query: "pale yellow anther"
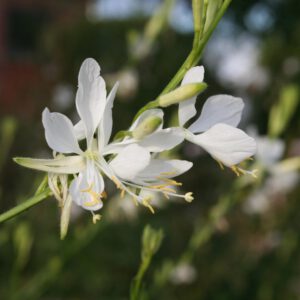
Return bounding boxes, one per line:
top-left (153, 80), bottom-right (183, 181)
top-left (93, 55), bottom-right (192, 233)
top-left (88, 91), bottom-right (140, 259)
top-left (101, 191), bottom-right (107, 199)
top-left (216, 160), bottom-right (225, 170)
top-left (161, 187), bottom-right (177, 193)
top-left (157, 177), bottom-right (182, 186)
top-left (231, 166), bottom-right (242, 177)
top-left (163, 192), bottom-right (170, 199)
top-left (142, 196), bottom-right (155, 214)
top-left (231, 166), bottom-right (258, 179)
top-left (92, 214), bottom-right (101, 224)
top-left (120, 189), bottom-right (125, 198)
top-left (132, 196), bottom-right (139, 206)
top-left (184, 192), bottom-right (194, 203)
top-left (81, 184), bottom-right (102, 207)
top-left (111, 176), bottom-right (122, 189)
top-left (160, 171), bottom-right (177, 176)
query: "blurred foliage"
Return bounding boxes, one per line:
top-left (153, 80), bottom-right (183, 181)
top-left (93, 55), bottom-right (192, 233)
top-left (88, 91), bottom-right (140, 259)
top-left (0, 0), bottom-right (300, 299)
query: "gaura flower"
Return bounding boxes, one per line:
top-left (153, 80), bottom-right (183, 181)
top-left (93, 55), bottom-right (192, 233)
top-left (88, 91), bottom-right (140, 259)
top-left (103, 108), bottom-right (184, 155)
top-left (177, 66), bottom-right (257, 176)
top-left (14, 58), bottom-right (194, 225)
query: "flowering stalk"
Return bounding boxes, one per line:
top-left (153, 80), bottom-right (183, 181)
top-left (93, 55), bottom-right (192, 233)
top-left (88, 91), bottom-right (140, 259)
top-left (0, 189), bottom-right (51, 223)
top-left (161, 0), bottom-right (232, 95)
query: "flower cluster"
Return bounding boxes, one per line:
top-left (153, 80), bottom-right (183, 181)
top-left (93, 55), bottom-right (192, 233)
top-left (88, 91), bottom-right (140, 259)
top-left (15, 58), bottom-right (257, 233)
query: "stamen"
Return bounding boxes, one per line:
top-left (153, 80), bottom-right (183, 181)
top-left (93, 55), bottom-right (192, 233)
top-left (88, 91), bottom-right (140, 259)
top-left (184, 192), bottom-right (194, 203)
top-left (159, 171), bottom-right (177, 176)
top-left (216, 160), bottom-right (225, 170)
top-left (163, 192), bottom-right (170, 199)
top-left (142, 196), bottom-right (155, 214)
top-left (231, 166), bottom-right (258, 178)
top-left (92, 213), bottom-right (101, 224)
top-left (157, 177), bottom-right (182, 186)
top-left (120, 189), bottom-right (125, 198)
top-left (111, 176), bottom-right (122, 189)
top-left (81, 184), bottom-right (102, 207)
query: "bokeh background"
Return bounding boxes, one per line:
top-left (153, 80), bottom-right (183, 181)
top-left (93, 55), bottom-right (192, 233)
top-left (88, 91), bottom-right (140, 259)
top-left (0, 0), bottom-right (300, 299)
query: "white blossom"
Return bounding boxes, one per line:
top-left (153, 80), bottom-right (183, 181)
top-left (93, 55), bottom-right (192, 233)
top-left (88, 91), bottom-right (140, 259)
top-left (15, 58), bottom-right (194, 221)
top-left (177, 66), bottom-right (257, 175)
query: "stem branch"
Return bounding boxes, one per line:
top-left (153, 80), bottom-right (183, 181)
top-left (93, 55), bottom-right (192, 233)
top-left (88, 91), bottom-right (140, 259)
top-left (0, 189), bottom-right (51, 223)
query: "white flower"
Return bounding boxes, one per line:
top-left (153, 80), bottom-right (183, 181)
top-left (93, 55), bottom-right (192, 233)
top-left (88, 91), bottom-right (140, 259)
top-left (103, 108), bottom-right (184, 155)
top-left (15, 58), bottom-right (194, 220)
top-left (177, 66), bottom-right (257, 176)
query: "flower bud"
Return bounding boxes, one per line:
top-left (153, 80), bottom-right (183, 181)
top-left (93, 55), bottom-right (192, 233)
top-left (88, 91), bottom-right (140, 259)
top-left (132, 116), bottom-right (162, 140)
top-left (157, 82), bottom-right (207, 107)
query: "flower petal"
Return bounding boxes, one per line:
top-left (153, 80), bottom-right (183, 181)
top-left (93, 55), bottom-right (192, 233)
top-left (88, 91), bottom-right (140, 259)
top-left (109, 144), bottom-right (151, 181)
top-left (179, 66), bottom-right (205, 127)
top-left (74, 120), bottom-right (85, 140)
top-left (42, 108), bottom-right (82, 154)
top-left (69, 161), bottom-right (104, 211)
top-left (181, 66), bottom-right (205, 85)
top-left (188, 95), bottom-right (244, 133)
top-left (130, 109), bottom-right (164, 131)
top-left (98, 82), bottom-right (119, 151)
top-left (186, 123), bottom-right (257, 166)
top-left (138, 128), bottom-right (184, 152)
top-left (137, 159), bottom-right (193, 180)
top-left (75, 58), bottom-right (106, 146)
top-left (14, 155), bottom-right (85, 174)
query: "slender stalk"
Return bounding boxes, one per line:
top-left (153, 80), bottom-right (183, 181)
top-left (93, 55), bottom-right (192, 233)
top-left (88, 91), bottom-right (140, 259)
top-left (0, 189), bottom-right (51, 223)
top-left (161, 0), bottom-right (232, 95)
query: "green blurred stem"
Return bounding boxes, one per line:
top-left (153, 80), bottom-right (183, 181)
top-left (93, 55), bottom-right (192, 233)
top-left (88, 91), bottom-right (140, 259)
top-left (161, 0), bottom-right (232, 95)
top-left (130, 256), bottom-right (151, 300)
top-left (131, 0), bottom-right (231, 122)
top-left (0, 188), bottom-right (51, 223)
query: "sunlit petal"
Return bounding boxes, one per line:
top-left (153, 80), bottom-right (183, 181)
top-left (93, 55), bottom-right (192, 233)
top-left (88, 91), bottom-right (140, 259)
top-left (76, 58), bottom-right (106, 146)
top-left (109, 144), bottom-right (151, 180)
top-left (186, 123), bottom-right (256, 166)
top-left (98, 82), bottom-right (119, 151)
top-left (188, 95), bottom-right (244, 133)
top-left (42, 108), bottom-right (82, 154)
top-left (179, 66), bottom-right (205, 127)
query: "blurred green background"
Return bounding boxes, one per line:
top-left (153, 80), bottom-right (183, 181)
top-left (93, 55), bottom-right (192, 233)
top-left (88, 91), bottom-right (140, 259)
top-left (0, 0), bottom-right (299, 299)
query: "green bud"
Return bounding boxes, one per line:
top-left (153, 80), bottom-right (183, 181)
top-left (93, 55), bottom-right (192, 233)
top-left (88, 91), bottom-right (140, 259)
top-left (204, 0), bottom-right (223, 33)
top-left (60, 195), bottom-right (73, 240)
top-left (141, 225), bottom-right (164, 260)
top-left (157, 82), bottom-right (207, 107)
top-left (132, 116), bottom-right (162, 140)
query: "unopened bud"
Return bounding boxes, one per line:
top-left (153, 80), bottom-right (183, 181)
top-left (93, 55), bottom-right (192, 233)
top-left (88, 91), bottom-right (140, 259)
top-left (157, 82), bottom-right (207, 107)
top-left (132, 116), bottom-right (162, 139)
top-left (60, 195), bottom-right (73, 240)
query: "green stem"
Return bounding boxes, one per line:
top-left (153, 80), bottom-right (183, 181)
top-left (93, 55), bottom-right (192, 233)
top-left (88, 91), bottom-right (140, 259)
top-left (161, 0), bottom-right (232, 95)
top-left (130, 256), bottom-right (151, 300)
top-left (0, 189), bottom-right (52, 223)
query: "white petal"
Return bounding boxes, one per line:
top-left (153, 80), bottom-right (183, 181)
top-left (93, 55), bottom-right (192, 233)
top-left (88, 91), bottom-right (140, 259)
top-left (98, 82), bottom-right (119, 150)
top-left (69, 161), bottom-right (104, 211)
top-left (137, 159), bottom-right (193, 180)
top-left (186, 123), bottom-right (257, 166)
top-left (181, 66), bottom-right (204, 85)
top-left (188, 95), bottom-right (244, 133)
top-left (14, 155), bottom-right (85, 174)
top-left (74, 120), bottom-right (85, 140)
top-left (75, 58), bottom-right (106, 145)
top-left (42, 108), bottom-right (82, 154)
top-left (130, 109), bottom-right (164, 131)
top-left (179, 66), bottom-right (205, 127)
top-left (102, 140), bottom-right (133, 155)
top-left (109, 144), bottom-right (151, 180)
top-left (138, 128), bottom-right (184, 152)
